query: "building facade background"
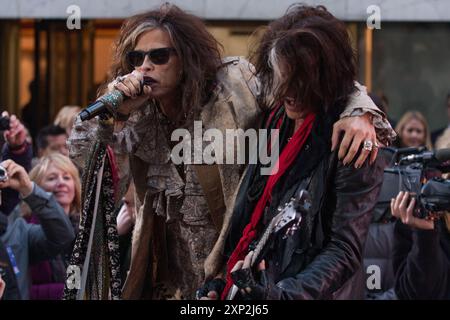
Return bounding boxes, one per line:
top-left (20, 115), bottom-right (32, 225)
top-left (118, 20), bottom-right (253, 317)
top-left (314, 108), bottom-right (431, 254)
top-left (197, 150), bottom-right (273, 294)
top-left (0, 0), bottom-right (449, 131)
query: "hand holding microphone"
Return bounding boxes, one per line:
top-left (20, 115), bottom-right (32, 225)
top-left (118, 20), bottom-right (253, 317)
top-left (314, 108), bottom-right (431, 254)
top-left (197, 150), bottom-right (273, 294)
top-left (79, 70), bottom-right (154, 121)
top-left (110, 70), bottom-right (153, 114)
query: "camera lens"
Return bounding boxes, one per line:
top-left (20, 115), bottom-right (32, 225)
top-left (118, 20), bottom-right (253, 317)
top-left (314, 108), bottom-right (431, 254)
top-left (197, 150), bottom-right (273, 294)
top-left (0, 165), bottom-right (8, 182)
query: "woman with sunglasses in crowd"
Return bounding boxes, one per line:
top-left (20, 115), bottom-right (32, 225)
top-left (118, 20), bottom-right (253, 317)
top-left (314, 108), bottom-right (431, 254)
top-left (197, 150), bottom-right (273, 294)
top-left (69, 3), bottom-right (394, 299)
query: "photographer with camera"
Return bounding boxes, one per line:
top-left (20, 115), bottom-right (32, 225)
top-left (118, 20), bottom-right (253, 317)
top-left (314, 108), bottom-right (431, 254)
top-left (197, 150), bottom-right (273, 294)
top-left (391, 190), bottom-right (450, 299)
top-left (0, 159), bottom-right (75, 299)
top-left (363, 111), bottom-right (436, 299)
top-left (0, 112), bottom-right (33, 216)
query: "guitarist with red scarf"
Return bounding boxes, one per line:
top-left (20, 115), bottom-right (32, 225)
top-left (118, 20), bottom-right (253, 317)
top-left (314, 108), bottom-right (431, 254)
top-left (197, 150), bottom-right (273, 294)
top-left (198, 4), bottom-right (390, 300)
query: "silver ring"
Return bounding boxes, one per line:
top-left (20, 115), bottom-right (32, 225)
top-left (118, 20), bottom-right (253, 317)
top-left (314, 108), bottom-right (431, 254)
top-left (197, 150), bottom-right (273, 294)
top-left (363, 140), bottom-right (373, 152)
top-left (113, 76), bottom-right (126, 87)
top-left (113, 76), bottom-right (126, 89)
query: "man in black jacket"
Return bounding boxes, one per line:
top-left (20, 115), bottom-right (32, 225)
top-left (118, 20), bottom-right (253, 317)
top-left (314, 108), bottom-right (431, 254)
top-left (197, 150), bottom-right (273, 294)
top-left (391, 191), bottom-right (450, 299)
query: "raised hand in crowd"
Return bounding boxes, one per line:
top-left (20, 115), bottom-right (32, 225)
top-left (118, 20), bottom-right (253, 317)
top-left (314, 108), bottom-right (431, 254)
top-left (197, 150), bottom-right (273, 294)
top-left (1, 112), bottom-right (28, 153)
top-left (0, 113), bottom-right (33, 216)
top-left (0, 159), bottom-right (34, 197)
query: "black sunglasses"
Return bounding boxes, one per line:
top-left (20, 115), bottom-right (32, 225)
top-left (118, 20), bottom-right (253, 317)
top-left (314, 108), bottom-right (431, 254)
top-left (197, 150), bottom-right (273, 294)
top-left (126, 47), bottom-right (177, 67)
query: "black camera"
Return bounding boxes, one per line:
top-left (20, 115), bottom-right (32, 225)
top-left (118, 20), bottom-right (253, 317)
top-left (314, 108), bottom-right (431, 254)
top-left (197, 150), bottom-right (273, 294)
top-left (375, 147), bottom-right (450, 220)
top-left (0, 116), bottom-right (10, 131)
top-left (0, 165), bottom-right (8, 182)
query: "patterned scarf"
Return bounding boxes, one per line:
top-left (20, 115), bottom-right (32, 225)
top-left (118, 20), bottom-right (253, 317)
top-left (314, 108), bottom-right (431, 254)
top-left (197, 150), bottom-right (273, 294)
top-left (64, 142), bottom-right (122, 300)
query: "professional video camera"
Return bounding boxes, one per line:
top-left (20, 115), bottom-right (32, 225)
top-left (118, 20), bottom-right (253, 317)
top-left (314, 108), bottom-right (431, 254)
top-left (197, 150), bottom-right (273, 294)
top-left (376, 146), bottom-right (450, 220)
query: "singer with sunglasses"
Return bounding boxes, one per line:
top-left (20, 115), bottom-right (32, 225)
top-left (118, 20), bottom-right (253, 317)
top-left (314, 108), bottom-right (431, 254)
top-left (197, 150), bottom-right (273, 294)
top-left (68, 3), bottom-right (394, 299)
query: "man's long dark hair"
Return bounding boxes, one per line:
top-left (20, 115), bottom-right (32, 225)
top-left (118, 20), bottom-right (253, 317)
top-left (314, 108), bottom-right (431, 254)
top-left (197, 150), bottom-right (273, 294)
top-left (253, 4), bottom-right (357, 115)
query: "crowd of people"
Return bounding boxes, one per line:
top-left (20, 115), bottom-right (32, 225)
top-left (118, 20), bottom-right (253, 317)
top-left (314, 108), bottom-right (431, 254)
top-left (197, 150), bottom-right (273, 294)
top-left (0, 106), bottom-right (136, 300)
top-left (0, 3), bottom-right (449, 300)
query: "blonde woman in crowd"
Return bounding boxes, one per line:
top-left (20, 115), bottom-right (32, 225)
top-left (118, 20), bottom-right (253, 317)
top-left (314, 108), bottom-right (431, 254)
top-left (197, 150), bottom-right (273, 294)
top-left (54, 106), bottom-right (81, 136)
top-left (394, 111), bottom-right (432, 150)
top-left (22, 153), bottom-right (81, 299)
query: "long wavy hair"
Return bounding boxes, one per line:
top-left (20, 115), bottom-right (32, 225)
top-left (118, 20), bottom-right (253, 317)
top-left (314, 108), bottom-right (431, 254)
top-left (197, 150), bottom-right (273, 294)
top-left (252, 4), bottom-right (356, 115)
top-left (102, 3), bottom-right (223, 115)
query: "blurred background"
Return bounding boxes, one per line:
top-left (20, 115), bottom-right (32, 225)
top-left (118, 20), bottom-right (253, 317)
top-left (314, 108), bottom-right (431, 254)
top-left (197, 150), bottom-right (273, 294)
top-left (0, 0), bottom-right (449, 136)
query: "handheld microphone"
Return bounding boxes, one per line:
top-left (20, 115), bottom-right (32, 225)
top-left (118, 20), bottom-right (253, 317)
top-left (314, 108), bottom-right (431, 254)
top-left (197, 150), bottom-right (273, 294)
top-left (79, 77), bottom-right (154, 121)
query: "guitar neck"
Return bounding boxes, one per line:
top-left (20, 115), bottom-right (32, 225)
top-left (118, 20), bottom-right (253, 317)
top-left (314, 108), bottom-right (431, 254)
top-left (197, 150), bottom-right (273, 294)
top-left (250, 217), bottom-right (277, 266)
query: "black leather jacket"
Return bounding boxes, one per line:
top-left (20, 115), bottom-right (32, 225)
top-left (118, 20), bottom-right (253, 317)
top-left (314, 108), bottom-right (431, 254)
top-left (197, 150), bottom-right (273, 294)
top-left (393, 218), bottom-right (450, 299)
top-left (225, 114), bottom-right (385, 299)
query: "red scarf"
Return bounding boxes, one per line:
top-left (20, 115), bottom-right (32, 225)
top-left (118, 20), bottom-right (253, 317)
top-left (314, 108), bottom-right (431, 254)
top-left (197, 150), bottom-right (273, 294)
top-left (221, 111), bottom-right (316, 299)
